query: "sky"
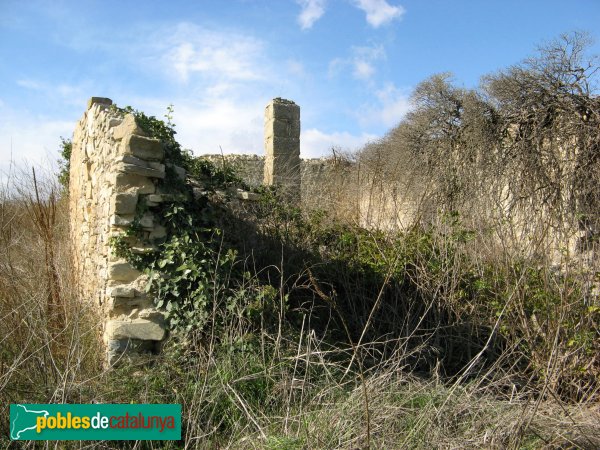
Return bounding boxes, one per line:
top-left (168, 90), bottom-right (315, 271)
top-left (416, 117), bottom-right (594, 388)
top-left (1, 0), bottom-right (600, 178)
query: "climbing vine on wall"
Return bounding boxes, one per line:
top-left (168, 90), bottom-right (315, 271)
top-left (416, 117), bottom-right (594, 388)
top-left (109, 105), bottom-right (272, 338)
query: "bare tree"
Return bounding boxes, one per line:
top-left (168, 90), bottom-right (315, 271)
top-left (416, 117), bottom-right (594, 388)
top-left (358, 32), bottom-right (600, 257)
top-left (483, 31), bottom-right (600, 245)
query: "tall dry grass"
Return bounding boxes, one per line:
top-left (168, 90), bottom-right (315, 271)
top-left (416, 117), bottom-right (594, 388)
top-left (0, 159), bottom-right (598, 448)
top-left (0, 166), bottom-right (103, 443)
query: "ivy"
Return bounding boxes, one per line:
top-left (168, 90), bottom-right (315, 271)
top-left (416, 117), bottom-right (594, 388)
top-left (57, 137), bottom-right (72, 190)
top-left (109, 104), bottom-right (269, 338)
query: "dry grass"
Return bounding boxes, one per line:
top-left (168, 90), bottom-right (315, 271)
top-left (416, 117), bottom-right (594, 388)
top-left (0, 166), bottom-right (103, 444)
top-left (1, 148), bottom-right (599, 449)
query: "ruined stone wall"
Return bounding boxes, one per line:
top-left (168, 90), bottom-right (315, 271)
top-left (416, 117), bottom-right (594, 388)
top-left (69, 95), bottom-right (393, 364)
top-left (199, 154), bottom-right (265, 187)
top-left (70, 97), bottom-right (169, 364)
top-left (199, 154), bottom-right (350, 210)
top-left (70, 97), bottom-right (301, 365)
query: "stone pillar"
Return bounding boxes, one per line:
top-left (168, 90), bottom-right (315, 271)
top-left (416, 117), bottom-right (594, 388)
top-left (263, 98), bottom-right (301, 199)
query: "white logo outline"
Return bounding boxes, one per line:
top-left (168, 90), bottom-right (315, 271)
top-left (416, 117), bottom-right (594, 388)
top-left (10, 404), bottom-right (49, 440)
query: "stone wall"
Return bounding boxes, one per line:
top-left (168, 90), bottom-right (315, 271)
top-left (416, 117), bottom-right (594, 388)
top-left (70, 97), bottom-right (170, 364)
top-left (69, 96), bottom-right (402, 365)
top-left (70, 96), bottom-right (597, 366)
top-left (197, 154), bottom-right (265, 187)
top-left (69, 95), bottom-right (412, 366)
top-left (69, 96), bottom-right (312, 364)
top-left (198, 154), bottom-right (353, 214)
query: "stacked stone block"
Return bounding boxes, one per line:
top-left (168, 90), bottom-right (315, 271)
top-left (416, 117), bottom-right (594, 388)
top-left (263, 98), bottom-right (301, 198)
top-left (200, 154), bottom-right (344, 205)
top-left (70, 97), bottom-right (173, 364)
top-left (200, 154), bottom-right (265, 187)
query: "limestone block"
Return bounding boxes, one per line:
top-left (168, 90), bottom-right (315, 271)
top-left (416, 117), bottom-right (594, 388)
top-left (110, 214), bottom-right (135, 227)
top-left (122, 134), bottom-right (163, 161)
top-left (87, 97), bottom-right (113, 109)
top-left (118, 154), bottom-right (149, 167)
top-left (108, 262), bottom-right (141, 282)
top-left (106, 319), bottom-right (165, 341)
top-left (154, 189), bottom-right (188, 201)
top-left (266, 99), bottom-right (300, 121)
top-left (130, 245), bottom-right (157, 254)
top-left (112, 115), bottom-right (148, 141)
top-left (110, 296), bottom-right (153, 310)
top-left (140, 213), bottom-right (154, 229)
top-left (265, 136), bottom-right (300, 155)
top-left (149, 225), bottom-right (167, 240)
top-left (114, 172), bottom-right (155, 194)
top-left (168, 164), bottom-right (186, 180)
top-left (107, 285), bottom-right (136, 298)
top-left (138, 309), bottom-right (165, 320)
top-left (236, 191), bottom-right (261, 201)
top-left (146, 194), bottom-right (165, 203)
top-left (117, 162), bottom-right (166, 179)
top-left (85, 142), bottom-right (94, 159)
top-left (108, 118), bottom-right (123, 128)
top-left (110, 192), bottom-right (138, 215)
top-left (111, 213), bottom-right (153, 229)
top-left (148, 161), bottom-right (165, 171)
top-left (265, 118), bottom-right (300, 138)
top-left (106, 338), bottom-right (158, 363)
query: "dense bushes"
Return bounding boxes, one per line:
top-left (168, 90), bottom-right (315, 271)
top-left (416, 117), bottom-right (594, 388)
top-left (241, 196), bottom-right (599, 398)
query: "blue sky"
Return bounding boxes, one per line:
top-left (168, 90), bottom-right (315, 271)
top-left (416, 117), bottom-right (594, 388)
top-left (1, 0), bottom-right (599, 177)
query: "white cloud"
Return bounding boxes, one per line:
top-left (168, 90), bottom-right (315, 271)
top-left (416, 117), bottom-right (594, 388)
top-left (353, 0), bottom-right (405, 27)
top-left (352, 45), bottom-right (385, 79)
top-left (153, 23), bottom-right (266, 84)
top-left (175, 100), bottom-right (264, 155)
top-left (2, 17), bottom-right (393, 182)
top-left (0, 108), bottom-right (74, 184)
top-left (17, 79), bottom-right (43, 90)
top-left (287, 60), bottom-right (307, 78)
top-left (139, 98), bottom-right (382, 161)
top-left (130, 24), bottom-right (275, 154)
top-left (378, 96), bottom-right (411, 127)
top-left (327, 58), bottom-right (344, 78)
top-left (0, 79), bottom-right (99, 183)
top-left (297, 0), bottom-right (326, 30)
top-left (359, 82), bottom-right (412, 128)
top-left (297, 0), bottom-right (404, 30)
top-left (15, 78), bottom-right (92, 107)
top-left (132, 23), bottom-right (345, 158)
top-left (329, 44), bottom-right (385, 81)
top-left (129, 95), bottom-right (266, 157)
top-left (353, 60), bottom-right (375, 80)
top-left (301, 128), bottom-right (378, 157)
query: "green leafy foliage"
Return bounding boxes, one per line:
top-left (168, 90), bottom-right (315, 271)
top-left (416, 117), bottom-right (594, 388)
top-left (57, 137), bottom-right (72, 189)
top-left (116, 105), bottom-right (185, 168)
top-left (109, 105), bottom-right (271, 341)
top-left (107, 98), bottom-right (598, 398)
